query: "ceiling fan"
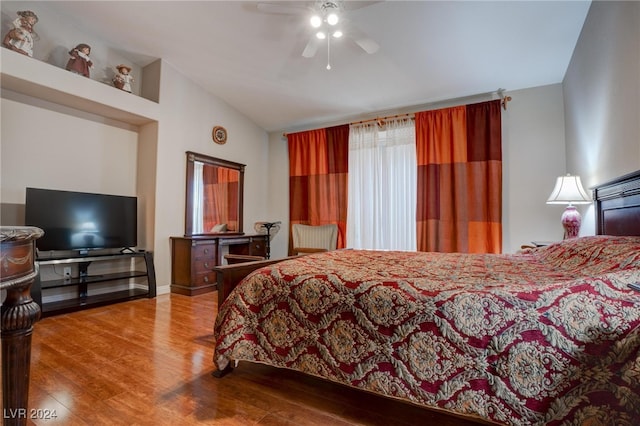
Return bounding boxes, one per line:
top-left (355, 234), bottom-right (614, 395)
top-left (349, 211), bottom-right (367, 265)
top-left (256, 1), bottom-right (380, 69)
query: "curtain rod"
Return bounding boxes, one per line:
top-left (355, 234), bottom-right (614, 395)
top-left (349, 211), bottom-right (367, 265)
top-left (352, 113), bottom-right (414, 127)
top-left (283, 89), bottom-right (512, 137)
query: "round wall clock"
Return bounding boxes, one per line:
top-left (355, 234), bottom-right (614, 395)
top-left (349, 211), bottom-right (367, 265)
top-left (212, 126), bottom-right (227, 145)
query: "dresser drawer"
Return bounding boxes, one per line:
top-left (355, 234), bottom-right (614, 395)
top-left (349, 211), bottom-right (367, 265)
top-left (194, 243), bottom-right (216, 260)
top-left (250, 238), bottom-right (265, 256)
top-left (194, 258), bottom-right (215, 273)
top-left (194, 271), bottom-right (217, 287)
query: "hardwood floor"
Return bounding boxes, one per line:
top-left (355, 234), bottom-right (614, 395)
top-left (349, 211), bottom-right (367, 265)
top-left (9, 292), bottom-right (491, 425)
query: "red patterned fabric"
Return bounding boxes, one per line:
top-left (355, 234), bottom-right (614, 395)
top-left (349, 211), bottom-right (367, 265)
top-left (214, 236), bottom-right (640, 425)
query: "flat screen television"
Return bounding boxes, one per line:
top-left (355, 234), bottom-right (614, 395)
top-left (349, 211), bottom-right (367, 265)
top-left (25, 187), bottom-right (137, 252)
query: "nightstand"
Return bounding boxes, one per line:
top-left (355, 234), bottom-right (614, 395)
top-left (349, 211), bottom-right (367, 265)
top-left (520, 241), bottom-right (557, 250)
top-left (531, 241), bottom-right (556, 247)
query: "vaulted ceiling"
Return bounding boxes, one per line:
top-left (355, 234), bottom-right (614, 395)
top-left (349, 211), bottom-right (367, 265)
top-left (40, 1), bottom-right (591, 132)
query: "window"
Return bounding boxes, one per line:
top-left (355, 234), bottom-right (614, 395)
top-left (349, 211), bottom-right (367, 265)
top-left (347, 119), bottom-right (416, 250)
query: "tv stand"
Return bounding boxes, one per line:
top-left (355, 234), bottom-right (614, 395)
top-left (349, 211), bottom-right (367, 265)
top-left (78, 261), bottom-right (91, 299)
top-left (33, 251), bottom-right (156, 317)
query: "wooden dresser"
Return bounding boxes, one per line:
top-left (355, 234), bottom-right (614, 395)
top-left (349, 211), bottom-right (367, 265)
top-left (170, 234), bottom-right (267, 296)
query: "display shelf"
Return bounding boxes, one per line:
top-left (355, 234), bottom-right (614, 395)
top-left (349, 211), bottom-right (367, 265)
top-left (41, 288), bottom-right (150, 317)
top-left (39, 270), bottom-right (149, 290)
top-left (36, 251), bottom-right (148, 264)
top-left (1, 48), bottom-right (159, 125)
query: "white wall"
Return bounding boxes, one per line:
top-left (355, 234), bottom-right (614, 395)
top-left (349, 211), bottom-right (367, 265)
top-left (267, 132), bottom-right (290, 259)
top-left (563, 0), bottom-right (640, 234)
top-left (0, 91), bottom-right (139, 211)
top-left (502, 84), bottom-right (570, 249)
top-left (151, 60), bottom-right (270, 292)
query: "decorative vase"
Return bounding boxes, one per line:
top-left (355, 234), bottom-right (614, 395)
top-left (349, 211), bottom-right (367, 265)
top-left (561, 205), bottom-right (581, 239)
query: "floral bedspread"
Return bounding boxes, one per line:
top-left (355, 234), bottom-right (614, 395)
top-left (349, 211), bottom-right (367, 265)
top-left (213, 236), bottom-right (640, 425)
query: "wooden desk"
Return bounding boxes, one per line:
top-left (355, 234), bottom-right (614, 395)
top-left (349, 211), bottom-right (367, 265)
top-left (170, 234), bottom-right (268, 296)
top-left (1, 226), bottom-right (43, 426)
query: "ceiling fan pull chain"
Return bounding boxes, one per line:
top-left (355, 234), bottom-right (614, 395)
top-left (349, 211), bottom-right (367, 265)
top-left (326, 36), bottom-right (331, 70)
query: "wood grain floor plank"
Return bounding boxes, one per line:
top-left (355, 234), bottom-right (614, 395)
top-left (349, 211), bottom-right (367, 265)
top-left (21, 292), bottom-right (490, 425)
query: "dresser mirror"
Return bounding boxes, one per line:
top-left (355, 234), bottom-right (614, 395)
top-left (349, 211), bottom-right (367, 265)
top-left (185, 151), bottom-right (244, 236)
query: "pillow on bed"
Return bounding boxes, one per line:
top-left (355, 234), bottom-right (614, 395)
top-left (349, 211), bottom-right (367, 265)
top-left (533, 235), bottom-right (640, 275)
top-left (211, 223), bottom-right (227, 232)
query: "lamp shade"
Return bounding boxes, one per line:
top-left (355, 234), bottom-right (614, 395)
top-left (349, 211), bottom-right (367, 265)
top-left (546, 174), bottom-right (591, 205)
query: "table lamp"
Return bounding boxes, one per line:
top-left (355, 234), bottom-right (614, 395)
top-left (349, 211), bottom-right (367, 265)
top-left (546, 174), bottom-right (591, 239)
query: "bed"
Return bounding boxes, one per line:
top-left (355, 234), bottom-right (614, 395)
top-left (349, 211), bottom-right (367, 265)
top-left (212, 170), bottom-right (640, 425)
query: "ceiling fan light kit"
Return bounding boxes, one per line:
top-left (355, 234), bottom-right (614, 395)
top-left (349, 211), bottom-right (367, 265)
top-left (310, 15), bottom-right (322, 28)
top-left (326, 12), bottom-right (339, 26)
top-left (258, 0), bottom-right (379, 69)
top-left (309, 1), bottom-right (344, 70)
top-left (315, 30), bottom-right (342, 40)
top-left (310, 1), bottom-right (340, 27)
top-left (311, 1), bottom-right (342, 40)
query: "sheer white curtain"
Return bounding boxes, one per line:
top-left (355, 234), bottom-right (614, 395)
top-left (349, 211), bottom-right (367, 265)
top-left (347, 118), bottom-right (417, 250)
top-left (192, 161), bottom-right (204, 234)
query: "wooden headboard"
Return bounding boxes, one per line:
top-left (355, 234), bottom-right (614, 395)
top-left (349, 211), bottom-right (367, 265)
top-left (593, 169), bottom-right (640, 236)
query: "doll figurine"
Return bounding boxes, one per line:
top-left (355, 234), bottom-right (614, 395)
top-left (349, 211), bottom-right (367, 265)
top-left (112, 64), bottom-right (134, 92)
top-left (66, 43), bottom-right (93, 78)
top-left (2, 10), bottom-right (39, 57)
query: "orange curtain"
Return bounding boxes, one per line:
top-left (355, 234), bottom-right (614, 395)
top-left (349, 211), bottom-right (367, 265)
top-left (203, 167), bottom-right (239, 232)
top-left (288, 125), bottom-right (349, 254)
top-left (415, 100), bottom-right (502, 253)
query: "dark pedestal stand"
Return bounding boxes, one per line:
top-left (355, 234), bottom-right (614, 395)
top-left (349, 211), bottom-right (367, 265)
top-left (260, 222), bottom-right (280, 259)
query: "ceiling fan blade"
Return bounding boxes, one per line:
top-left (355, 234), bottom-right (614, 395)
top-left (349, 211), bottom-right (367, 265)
top-left (342, 1), bottom-right (384, 12)
top-left (302, 37), bottom-right (320, 58)
top-left (347, 24), bottom-right (380, 54)
top-left (353, 36), bottom-right (379, 54)
top-left (256, 2), bottom-right (310, 15)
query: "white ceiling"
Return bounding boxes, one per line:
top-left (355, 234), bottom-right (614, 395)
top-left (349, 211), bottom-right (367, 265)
top-left (41, 1), bottom-right (591, 132)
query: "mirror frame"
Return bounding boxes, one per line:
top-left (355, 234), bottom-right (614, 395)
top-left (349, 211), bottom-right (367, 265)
top-left (185, 151), bottom-right (245, 236)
